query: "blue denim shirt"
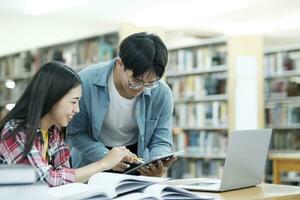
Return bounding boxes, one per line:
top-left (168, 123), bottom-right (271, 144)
top-left (68, 58), bottom-right (173, 167)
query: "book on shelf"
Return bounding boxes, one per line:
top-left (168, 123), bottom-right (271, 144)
top-left (265, 51), bottom-right (300, 77)
top-left (169, 158), bottom-right (224, 179)
top-left (271, 130), bottom-right (300, 150)
top-left (36, 34), bottom-right (118, 70)
top-left (185, 131), bottom-right (227, 155)
top-left (0, 164), bottom-right (37, 185)
top-left (167, 44), bottom-right (227, 73)
top-left (210, 45), bottom-right (227, 67)
top-left (173, 102), bottom-right (227, 128)
top-left (0, 52), bottom-right (34, 78)
top-left (264, 53), bottom-right (276, 76)
top-left (265, 77), bottom-right (300, 99)
top-left (167, 73), bottom-right (227, 101)
top-left (265, 104), bottom-right (300, 126)
top-left (49, 172), bottom-right (212, 200)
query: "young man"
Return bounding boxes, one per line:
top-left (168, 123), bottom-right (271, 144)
top-left (68, 32), bottom-right (175, 177)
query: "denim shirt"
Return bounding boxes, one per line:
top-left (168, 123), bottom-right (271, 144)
top-left (68, 58), bottom-right (173, 167)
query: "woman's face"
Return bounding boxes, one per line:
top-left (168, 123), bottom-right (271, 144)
top-left (49, 85), bottom-right (82, 127)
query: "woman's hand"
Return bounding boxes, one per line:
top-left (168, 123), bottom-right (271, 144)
top-left (101, 147), bottom-right (138, 171)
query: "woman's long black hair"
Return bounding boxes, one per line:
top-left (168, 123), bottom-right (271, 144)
top-left (0, 61), bottom-right (81, 155)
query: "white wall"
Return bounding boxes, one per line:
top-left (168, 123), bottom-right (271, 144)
top-left (0, 15), bottom-right (119, 56)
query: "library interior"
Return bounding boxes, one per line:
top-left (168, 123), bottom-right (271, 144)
top-left (2, 0), bottom-right (300, 199)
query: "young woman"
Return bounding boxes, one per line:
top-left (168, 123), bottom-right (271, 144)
top-left (0, 61), bottom-right (135, 187)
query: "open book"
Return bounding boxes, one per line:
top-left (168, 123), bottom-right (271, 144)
top-left (115, 184), bottom-right (214, 200)
top-left (48, 172), bottom-right (167, 200)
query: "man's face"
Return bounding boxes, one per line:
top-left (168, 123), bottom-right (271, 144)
top-left (121, 66), bottom-right (158, 98)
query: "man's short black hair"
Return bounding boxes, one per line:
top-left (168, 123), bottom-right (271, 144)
top-left (119, 32), bottom-right (168, 79)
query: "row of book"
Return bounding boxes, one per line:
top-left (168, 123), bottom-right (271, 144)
top-left (173, 102), bottom-right (228, 128)
top-left (0, 33), bottom-right (118, 80)
top-left (167, 73), bottom-right (227, 100)
top-left (271, 130), bottom-right (300, 150)
top-left (265, 77), bottom-right (300, 99)
top-left (167, 45), bottom-right (227, 72)
top-left (0, 51), bottom-right (35, 79)
top-left (265, 105), bottom-right (300, 126)
top-left (173, 130), bottom-right (228, 155)
top-left (39, 34), bottom-right (118, 70)
top-left (265, 51), bottom-right (300, 76)
top-left (169, 158), bottom-right (224, 179)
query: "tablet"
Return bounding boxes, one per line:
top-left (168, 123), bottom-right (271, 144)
top-left (124, 150), bottom-right (184, 175)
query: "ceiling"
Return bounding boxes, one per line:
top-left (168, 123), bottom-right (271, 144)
top-left (2, 0), bottom-right (300, 47)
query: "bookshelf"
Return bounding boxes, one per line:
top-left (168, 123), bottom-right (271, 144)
top-left (166, 36), bottom-right (264, 179)
top-left (0, 31), bottom-right (119, 119)
top-left (264, 45), bottom-right (300, 184)
top-left (166, 37), bottom-right (228, 179)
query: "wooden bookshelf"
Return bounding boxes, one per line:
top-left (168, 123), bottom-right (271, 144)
top-left (167, 36), bottom-right (264, 179)
top-left (0, 31), bottom-right (119, 119)
top-left (264, 44), bottom-right (300, 184)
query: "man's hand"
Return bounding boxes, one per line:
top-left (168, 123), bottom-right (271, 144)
top-left (138, 156), bottom-right (177, 177)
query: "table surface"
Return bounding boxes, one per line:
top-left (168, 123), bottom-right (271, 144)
top-left (167, 178), bottom-right (300, 200)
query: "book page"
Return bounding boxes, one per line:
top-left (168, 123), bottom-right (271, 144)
top-left (143, 184), bottom-right (214, 200)
top-left (48, 183), bottom-right (108, 200)
top-left (88, 172), bottom-right (167, 195)
top-left (113, 192), bottom-right (161, 200)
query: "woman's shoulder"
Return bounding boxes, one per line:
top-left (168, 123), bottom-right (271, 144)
top-left (2, 119), bottom-right (24, 132)
top-left (1, 119), bottom-right (25, 138)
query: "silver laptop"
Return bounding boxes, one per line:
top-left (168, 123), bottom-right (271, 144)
top-left (178, 129), bottom-right (272, 192)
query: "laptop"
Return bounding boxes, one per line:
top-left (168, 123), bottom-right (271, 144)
top-left (177, 129), bottom-right (272, 192)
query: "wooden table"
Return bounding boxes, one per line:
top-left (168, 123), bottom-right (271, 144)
top-left (197, 184), bottom-right (300, 200)
top-left (269, 153), bottom-right (300, 184)
top-left (167, 179), bottom-right (300, 200)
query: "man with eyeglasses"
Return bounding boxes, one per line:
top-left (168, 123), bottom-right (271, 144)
top-left (68, 32), bottom-right (175, 177)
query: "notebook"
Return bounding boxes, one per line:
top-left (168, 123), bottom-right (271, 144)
top-left (0, 164), bottom-right (37, 185)
top-left (175, 129), bottom-right (272, 192)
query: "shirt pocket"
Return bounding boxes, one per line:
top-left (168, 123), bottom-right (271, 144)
top-left (144, 119), bottom-right (158, 146)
